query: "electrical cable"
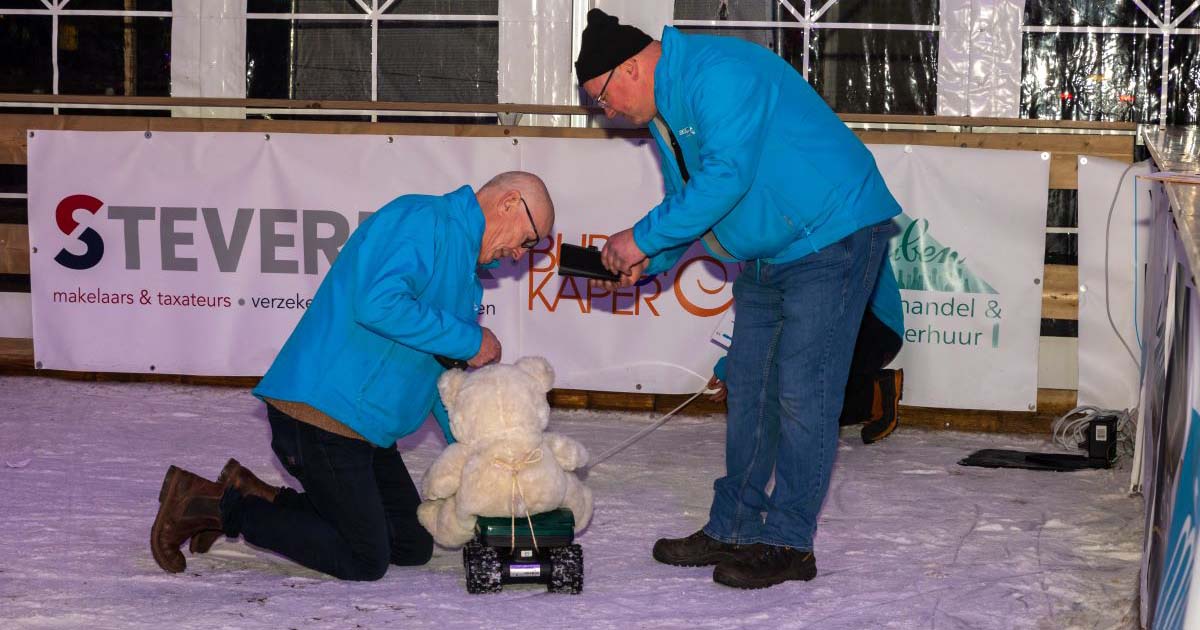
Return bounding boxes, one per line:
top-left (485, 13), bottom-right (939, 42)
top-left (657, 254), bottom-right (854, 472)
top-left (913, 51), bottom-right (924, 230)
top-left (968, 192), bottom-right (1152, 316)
top-left (1104, 161), bottom-right (1142, 369)
top-left (1050, 405), bottom-right (1136, 462)
top-left (582, 384), bottom-right (717, 472)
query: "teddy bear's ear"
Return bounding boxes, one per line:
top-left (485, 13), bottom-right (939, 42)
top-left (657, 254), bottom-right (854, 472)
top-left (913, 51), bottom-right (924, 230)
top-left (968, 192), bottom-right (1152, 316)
top-left (514, 356), bottom-right (555, 393)
top-left (437, 368), bottom-right (468, 412)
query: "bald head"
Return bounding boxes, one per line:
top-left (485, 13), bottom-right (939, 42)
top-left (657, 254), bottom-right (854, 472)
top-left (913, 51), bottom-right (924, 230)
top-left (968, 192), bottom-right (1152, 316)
top-left (476, 171), bottom-right (555, 264)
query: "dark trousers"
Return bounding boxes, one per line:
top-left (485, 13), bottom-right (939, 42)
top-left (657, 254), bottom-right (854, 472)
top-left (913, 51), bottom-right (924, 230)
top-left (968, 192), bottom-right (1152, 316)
top-left (838, 309), bottom-right (903, 426)
top-left (221, 405), bottom-right (433, 581)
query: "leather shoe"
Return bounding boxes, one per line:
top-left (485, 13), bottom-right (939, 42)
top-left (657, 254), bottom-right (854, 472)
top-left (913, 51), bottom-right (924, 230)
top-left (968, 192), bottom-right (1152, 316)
top-left (652, 530), bottom-right (745, 567)
top-left (713, 543), bottom-right (817, 589)
top-left (150, 466), bottom-right (224, 573)
top-left (861, 368), bottom-right (903, 444)
top-left (188, 459), bottom-right (280, 554)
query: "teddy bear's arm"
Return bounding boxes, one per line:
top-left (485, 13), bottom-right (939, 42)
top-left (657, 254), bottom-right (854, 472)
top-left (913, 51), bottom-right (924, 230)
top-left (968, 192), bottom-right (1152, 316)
top-left (544, 432), bottom-right (589, 471)
top-left (422, 443), bottom-right (470, 499)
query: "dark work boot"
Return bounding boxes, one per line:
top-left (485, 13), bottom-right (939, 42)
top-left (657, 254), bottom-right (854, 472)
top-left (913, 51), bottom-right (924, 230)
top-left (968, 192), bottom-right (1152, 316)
top-left (150, 466), bottom-right (224, 573)
top-left (652, 530), bottom-right (745, 567)
top-left (189, 459), bottom-right (281, 554)
top-left (712, 544), bottom-right (817, 589)
top-left (861, 368), bottom-right (903, 445)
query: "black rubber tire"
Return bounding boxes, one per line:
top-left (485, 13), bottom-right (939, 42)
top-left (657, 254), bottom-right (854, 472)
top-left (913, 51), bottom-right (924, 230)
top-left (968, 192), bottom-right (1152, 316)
top-left (547, 544), bottom-right (584, 594)
top-left (464, 542), bottom-right (503, 594)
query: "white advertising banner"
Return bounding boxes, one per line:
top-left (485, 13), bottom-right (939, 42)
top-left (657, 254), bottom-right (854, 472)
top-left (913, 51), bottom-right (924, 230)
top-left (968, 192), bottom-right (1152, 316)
top-left (27, 131), bottom-right (512, 375)
top-left (869, 145), bottom-right (1050, 411)
top-left (29, 131), bottom-right (1047, 409)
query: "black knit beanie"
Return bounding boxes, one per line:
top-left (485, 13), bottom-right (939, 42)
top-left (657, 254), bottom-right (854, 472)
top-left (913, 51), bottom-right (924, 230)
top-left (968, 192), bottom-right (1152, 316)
top-left (574, 8), bottom-right (653, 83)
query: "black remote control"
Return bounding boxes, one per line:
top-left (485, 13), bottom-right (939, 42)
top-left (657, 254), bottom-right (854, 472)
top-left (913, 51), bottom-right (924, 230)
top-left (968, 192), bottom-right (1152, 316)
top-left (557, 243), bottom-right (621, 282)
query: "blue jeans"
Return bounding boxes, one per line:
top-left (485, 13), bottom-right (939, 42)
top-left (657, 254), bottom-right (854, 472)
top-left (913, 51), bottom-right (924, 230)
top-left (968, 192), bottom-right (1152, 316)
top-left (704, 222), bottom-right (894, 550)
top-left (221, 405), bottom-right (433, 581)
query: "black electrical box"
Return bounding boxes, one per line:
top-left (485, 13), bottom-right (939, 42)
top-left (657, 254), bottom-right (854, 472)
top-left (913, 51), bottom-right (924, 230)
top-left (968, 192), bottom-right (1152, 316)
top-left (1087, 415), bottom-right (1119, 464)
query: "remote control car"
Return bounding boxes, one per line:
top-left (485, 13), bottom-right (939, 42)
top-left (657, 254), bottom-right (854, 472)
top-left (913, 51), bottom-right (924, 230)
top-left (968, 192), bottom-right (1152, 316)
top-left (462, 508), bottom-right (583, 594)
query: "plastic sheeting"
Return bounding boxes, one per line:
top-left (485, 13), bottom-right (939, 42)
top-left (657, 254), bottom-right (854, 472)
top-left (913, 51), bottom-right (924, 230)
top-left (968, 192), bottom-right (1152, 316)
top-left (1021, 0), bottom-right (1200, 124)
top-left (0, 5), bottom-right (170, 97)
top-left (498, 0), bottom-right (573, 127)
top-left (171, 1), bottom-right (245, 118)
top-left (673, 1), bottom-right (939, 115)
top-left (669, 0), bottom-right (1200, 125)
top-left (245, 1), bottom-right (499, 104)
top-left (937, 0), bottom-right (1024, 118)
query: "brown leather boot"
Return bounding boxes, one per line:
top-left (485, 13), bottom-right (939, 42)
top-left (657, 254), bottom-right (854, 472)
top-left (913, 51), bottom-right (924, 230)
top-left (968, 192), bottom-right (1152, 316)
top-left (713, 544), bottom-right (817, 589)
top-left (150, 466), bottom-right (224, 573)
top-left (188, 459), bottom-right (281, 554)
top-left (652, 530), bottom-right (746, 567)
top-left (861, 368), bottom-right (904, 444)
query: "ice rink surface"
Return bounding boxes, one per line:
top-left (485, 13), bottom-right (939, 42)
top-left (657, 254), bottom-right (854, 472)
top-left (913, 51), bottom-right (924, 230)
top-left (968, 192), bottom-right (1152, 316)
top-left (0, 377), bottom-right (1142, 629)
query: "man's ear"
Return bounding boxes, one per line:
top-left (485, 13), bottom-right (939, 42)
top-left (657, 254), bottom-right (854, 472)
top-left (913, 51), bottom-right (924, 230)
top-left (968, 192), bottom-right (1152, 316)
top-left (501, 190), bottom-right (521, 215)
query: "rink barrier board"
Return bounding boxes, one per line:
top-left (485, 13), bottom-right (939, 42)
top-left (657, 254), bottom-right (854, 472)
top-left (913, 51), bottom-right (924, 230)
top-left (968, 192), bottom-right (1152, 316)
top-left (0, 107), bottom-right (1132, 431)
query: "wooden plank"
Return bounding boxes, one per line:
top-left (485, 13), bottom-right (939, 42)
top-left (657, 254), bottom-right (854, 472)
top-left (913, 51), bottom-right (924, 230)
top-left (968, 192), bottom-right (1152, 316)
top-left (1, 115), bottom-right (1135, 172)
top-left (853, 130), bottom-right (1133, 155)
top-left (1049, 154), bottom-right (1079, 191)
top-left (549, 389), bottom-right (590, 409)
top-left (1043, 264), bottom-right (1079, 320)
top-left (0, 224), bottom-right (28, 274)
top-left (589, 391), bottom-right (656, 411)
top-left (0, 93), bottom-right (598, 116)
top-left (0, 337), bottom-right (31, 369)
top-left (0, 122), bottom-right (27, 165)
top-left (840, 113), bottom-right (1135, 131)
top-left (0, 114), bottom-right (646, 164)
top-left (0, 94), bottom-right (1140, 132)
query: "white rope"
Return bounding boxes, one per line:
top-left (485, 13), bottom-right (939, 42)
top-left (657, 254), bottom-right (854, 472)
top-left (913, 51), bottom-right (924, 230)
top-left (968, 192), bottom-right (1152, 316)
top-left (490, 447), bottom-right (544, 550)
top-left (582, 387), bottom-right (713, 472)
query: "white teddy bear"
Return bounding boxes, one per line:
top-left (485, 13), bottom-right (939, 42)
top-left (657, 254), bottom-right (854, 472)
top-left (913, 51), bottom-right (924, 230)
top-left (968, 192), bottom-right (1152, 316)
top-left (417, 356), bottom-right (594, 548)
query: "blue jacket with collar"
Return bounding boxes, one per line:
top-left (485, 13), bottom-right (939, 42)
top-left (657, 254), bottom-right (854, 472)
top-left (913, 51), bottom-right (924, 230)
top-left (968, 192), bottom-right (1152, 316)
top-left (635, 26), bottom-right (902, 275)
top-left (253, 186), bottom-right (485, 447)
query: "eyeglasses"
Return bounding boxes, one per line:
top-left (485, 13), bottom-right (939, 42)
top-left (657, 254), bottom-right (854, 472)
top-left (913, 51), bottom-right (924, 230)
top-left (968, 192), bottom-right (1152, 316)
top-left (519, 197), bottom-right (540, 250)
top-left (595, 67), bottom-right (617, 108)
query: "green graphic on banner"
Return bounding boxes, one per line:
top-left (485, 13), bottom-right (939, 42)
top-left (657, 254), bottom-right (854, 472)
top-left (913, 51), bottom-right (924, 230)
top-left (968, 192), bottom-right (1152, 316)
top-left (890, 214), bottom-right (997, 294)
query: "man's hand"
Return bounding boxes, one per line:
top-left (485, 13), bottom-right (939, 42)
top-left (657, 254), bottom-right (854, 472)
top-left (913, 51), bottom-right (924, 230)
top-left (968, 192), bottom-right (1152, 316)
top-left (468, 327), bottom-right (501, 368)
top-left (589, 258), bottom-right (649, 292)
top-left (600, 228), bottom-right (647, 276)
top-left (706, 374), bottom-right (728, 403)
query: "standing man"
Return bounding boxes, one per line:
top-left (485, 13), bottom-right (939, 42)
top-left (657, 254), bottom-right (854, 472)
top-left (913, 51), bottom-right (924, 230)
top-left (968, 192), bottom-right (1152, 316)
top-left (575, 9), bottom-right (902, 589)
top-left (150, 171), bottom-right (555, 581)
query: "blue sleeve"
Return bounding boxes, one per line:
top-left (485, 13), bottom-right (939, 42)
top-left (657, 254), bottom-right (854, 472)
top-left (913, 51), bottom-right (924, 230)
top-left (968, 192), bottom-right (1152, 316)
top-left (713, 355), bottom-right (728, 381)
top-left (644, 242), bottom-right (691, 276)
top-left (632, 62), bottom-right (777, 257)
top-left (352, 209), bottom-right (483, 360)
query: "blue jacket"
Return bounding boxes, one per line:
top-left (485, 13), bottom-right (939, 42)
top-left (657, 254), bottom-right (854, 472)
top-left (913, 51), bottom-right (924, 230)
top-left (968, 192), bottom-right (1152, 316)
top-left (253, 186), bottom-right (485, 447)
top-left (636, 27), bottom-right (902, 274)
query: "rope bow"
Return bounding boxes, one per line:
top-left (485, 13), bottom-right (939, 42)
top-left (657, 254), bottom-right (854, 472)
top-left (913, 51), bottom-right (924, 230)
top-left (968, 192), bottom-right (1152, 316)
top-left (490, 447), bottom-right (544, 550)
